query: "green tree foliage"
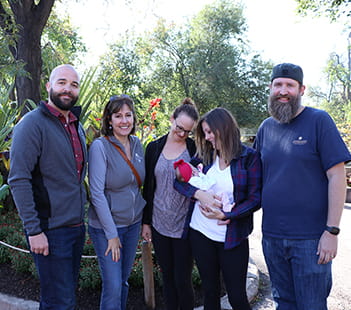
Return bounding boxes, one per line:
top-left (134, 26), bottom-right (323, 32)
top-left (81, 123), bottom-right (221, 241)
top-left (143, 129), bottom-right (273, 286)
top-left (97, 0), bottom-right (271, 132)
top-left (0, 2), bottom-right (26, 97)
top-left (308, 53), bottom-right (351, 148)
top-left (185, 2), bottom-right (271, 125)
top-left (95, 36), bottom-right (171, 137)
top-left (296, 0), bottom-right (350, 149)
top-left (150, 0), bottom-right (271, 128)
top-left (98, 39), bottom-right (143, 100)
top-left (0, 86), bottom-right (17, 154)
top-left (296, 0), bottom-right (351, 21)
top-left (40, 8), bottom-right (87, 98)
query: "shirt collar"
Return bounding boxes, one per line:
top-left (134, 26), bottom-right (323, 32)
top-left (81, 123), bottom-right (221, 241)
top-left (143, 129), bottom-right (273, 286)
top-left (45, 102), bottom-right (77, 123)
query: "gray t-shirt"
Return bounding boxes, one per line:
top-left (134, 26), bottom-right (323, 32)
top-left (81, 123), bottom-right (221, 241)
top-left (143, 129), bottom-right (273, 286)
top-left (152, 150), bottom-right (191, 238)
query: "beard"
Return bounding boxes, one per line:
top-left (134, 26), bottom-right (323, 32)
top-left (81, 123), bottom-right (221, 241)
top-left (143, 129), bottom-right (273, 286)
top-left (268, 93), bottom-right (301, 124)
top-left (49, 89), bottom-right (78, 111)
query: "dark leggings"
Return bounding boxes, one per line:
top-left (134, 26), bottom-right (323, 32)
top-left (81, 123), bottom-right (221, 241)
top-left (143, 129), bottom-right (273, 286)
top-left (189, 228), bottom-right (251, 310)
top-left (152, 227), bottom-right (194, 310)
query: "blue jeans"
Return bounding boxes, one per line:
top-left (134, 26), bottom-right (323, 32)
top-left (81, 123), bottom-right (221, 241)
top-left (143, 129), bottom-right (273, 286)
top-left (29, 225), bottom-right (85, 310)
top-left (262, 236), bottom-right (332, 310)
top-left (89, 221), bottom-right (141, 310)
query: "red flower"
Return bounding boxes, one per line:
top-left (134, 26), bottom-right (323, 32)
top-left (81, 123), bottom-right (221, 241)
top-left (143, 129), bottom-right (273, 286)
top-left (149, 98), bottom-right (161, 108)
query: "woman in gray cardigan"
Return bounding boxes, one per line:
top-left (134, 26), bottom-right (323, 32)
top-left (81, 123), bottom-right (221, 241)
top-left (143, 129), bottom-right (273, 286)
top-left (88, 95), bottom-right (145, 310)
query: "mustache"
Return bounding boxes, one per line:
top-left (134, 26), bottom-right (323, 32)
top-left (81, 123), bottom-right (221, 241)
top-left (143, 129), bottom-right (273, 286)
top-left (59, 92), bottom-right (73, 98)
top-left (273, 95), bottom-right (290, 100)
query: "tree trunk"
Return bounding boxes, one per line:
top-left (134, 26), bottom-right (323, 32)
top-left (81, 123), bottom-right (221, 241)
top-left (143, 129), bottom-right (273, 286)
top-left (0, 0), bottom-right (55, 114)
top-left (15, 27), bottom-right (43, 114)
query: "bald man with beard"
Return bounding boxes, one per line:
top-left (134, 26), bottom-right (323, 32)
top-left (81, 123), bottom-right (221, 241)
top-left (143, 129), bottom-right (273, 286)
top-left (254, 63), bottom-right (351, 310)
top-left (9, 64), bottom-right (87, 310)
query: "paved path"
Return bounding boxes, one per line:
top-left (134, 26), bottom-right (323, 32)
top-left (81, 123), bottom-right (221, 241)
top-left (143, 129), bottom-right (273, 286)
top-left (249, 204), bottom-right (351, 310)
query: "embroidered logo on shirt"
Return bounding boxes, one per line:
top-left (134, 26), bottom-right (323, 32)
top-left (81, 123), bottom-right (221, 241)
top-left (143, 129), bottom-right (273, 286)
top-left (292, 136), bottom-right (307, 145)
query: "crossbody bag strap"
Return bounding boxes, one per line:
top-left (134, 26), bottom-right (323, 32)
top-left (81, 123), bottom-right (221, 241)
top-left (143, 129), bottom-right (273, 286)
top-left (104, 136), bottom-right (142, 188)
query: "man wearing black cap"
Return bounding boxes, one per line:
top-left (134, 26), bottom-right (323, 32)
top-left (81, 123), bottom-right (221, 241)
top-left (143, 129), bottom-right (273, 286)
top-left (254, 63), bottom-right (351, 309)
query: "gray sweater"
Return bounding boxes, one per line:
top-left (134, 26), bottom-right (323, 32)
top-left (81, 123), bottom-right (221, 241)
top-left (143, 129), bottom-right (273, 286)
top-left (88, 135), bottom-right (146, 240)
top-left (8, 102), bottom-right (87, 236)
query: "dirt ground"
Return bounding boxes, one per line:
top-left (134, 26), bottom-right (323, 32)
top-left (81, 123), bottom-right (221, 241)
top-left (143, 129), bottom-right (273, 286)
top-left (0, 261), bottom-right (203, 310)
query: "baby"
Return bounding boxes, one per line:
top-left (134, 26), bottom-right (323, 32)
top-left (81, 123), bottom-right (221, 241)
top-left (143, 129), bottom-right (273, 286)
top-left (174, 159), bottom-right (215, 190)
top-left (173, 159), bottom-right (233, 224)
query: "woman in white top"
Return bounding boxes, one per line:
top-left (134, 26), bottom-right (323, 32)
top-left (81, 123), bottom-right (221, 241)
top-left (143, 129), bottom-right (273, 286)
top-left (174, 107), bottom-right (262, 310)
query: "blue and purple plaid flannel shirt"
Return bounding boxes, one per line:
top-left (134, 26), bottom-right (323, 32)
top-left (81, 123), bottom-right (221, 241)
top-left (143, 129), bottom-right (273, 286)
top-left (174, 144), bottom-right (262, 249)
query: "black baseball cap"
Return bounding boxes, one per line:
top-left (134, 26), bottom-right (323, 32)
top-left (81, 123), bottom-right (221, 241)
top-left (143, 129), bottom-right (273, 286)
top-left (271, 63), bottom-right (303, 85)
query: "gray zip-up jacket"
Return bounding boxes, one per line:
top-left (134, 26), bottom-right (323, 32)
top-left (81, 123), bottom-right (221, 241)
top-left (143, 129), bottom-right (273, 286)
top-left (8, 102), bottom-right (88, 236)
top-left (88, 135), bottom-right (146, 240)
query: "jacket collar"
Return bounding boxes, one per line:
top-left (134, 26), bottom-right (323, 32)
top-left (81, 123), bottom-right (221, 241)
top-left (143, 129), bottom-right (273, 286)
top-left (39, 101), bottom-right (82, 120)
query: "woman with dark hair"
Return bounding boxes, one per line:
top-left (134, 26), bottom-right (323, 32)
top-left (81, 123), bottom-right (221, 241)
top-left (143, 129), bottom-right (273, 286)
top-left (88, 95), bottom-right (145, 310)
top-left (175, 107), bottom-right (261, 310)
top-left (142, 98), bottom-right (199, 310)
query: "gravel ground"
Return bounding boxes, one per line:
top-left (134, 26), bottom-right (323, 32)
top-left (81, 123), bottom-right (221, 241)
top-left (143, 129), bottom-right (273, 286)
top-left (249, 206), bottom-right (351, 310)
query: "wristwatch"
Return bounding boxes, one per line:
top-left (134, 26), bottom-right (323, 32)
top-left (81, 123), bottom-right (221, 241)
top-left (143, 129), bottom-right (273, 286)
top-left (325, 226), bottom-right (340, 235)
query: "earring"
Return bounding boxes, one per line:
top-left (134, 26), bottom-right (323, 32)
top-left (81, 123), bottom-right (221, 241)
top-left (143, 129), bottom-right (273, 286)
top-left (109, 125), bottom-right (112, 130)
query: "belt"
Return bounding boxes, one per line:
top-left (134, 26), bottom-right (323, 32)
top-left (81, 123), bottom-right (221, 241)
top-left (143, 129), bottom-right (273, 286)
top-left (68, 222), bottom-right (84, 227)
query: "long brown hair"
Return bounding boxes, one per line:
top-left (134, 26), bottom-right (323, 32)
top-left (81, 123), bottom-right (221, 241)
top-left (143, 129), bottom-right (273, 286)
top-left (196, 107), bottom-right (241, 165)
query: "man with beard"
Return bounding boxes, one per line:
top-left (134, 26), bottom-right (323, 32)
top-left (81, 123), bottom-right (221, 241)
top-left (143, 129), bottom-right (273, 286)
top-left (9, 64), bottom-right (87, 310)
top-left (254, 63), bottom-right (351, 310)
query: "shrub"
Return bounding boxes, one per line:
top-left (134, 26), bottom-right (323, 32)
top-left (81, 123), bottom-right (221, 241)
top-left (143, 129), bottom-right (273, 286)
top-left (0, 243), bottom-right (10, 264)
top-left (129, 254), bottom-right (144, 287)
top-left (79, 258), bottom-right (101, 289)
top-left (0, 209), bottom-right (201, 291)
top-left (10, 251), bottom-right (35, 274)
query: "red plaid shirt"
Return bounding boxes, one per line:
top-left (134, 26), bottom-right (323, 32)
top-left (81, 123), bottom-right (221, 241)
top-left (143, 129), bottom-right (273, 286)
top-left (45, 103), bottom-right (84, 180)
